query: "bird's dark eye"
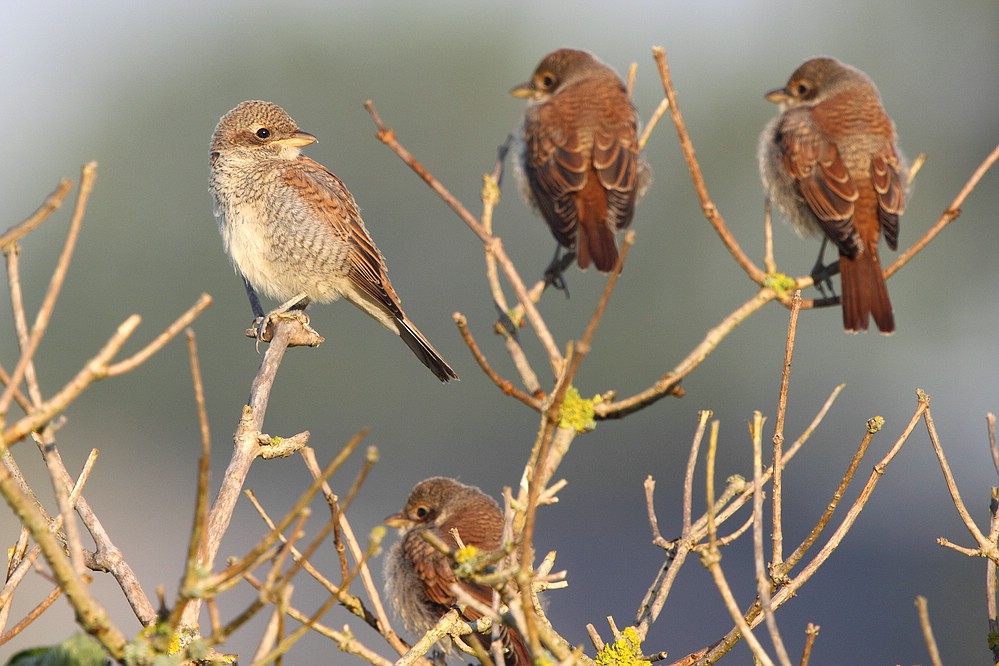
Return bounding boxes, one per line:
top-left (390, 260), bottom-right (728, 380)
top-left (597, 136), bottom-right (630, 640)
top-left (415, 506), bottom-right (429, 519)
top-left (255, 127), bottom-right (271, 139)
top-left (541, 73), bottom-right (556, 89)
top-left (796, 83), bottom-right (809, 96)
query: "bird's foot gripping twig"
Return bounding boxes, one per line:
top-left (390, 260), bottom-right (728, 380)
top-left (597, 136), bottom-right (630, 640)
top-left (246, 293), bottom-right (324, 348)
top-left (543, 248), bottom-right (577, 298)
top-left (809, 261), bottom-right (840, 300)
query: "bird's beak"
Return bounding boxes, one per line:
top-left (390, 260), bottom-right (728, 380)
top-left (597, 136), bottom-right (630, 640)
top-left (765, 87), bottom-right (791, 104)
top-left (509, 82), bottom-right (534, 99)
top-left (384, 512), bottom-right (410, 529)
top-left (276, 130), bottom-right (318, 147)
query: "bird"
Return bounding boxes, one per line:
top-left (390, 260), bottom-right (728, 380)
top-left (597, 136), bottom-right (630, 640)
top-left (384, 477), bottom-right (530, 665)
top-left (511, 48), bottom-right (651, 277)
top-left (209, 100), bottom-right (458, 381)
top-left (758, 57), bottom-right (907, 333)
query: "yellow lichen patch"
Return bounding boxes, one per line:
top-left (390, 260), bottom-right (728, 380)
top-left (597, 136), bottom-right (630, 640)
top-left (455, 545), bottom-right (481, 564)
top-left (867, 415), bottom-right (885, 433)
top-left (559, 387), bottom-right (599, 433)
top-left (595, 627), bottom-right (650, 666)
top-left (764, 272), bottom-right (797, 297)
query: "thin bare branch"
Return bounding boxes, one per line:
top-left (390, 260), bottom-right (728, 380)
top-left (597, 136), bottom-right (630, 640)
top-left (915, 596), bottom-right (944, 666)
top-left (298, 447), bottom-right (406, 655)
top-left (799, 624), bottom-right (820, 666)
top-left (772, 291), bottom-right (802, 570)
top-left (0, 163), bottom-right (97, 417)
top-left (924, 398), bottom-right (999, 562)
top-left (597, 287), bottom-right (773, 418)
top-left (988, 484), bottom-right (999, 665)
top-left (0, 585), bottom-right (62, 645)
top-left (651, 47), bottom-right (764, 284)
top-left (454, 312), bottom-right (542, 409)
top-left (886, 142), bottom-right (999, 278)
top-left (106, 293), bottom-right (213, 376)
top-left (988, 412), bottom-right (998, 479)
top-left (172, 329), bottom-right (214, 632)
top-left (41, 437), bottom-right (86, 577)
top-left (701, 418), bottom-right (776, 666)
top-left (639, 98), bottom-right (671, 151)
top-left (751, 411), bottom-right (793, 666)
top-left (775, 393), bottom-right (926, 600)
top-left (763, 199), bottom-right (776, 274)
top-left (0, 179), bottom-right (73, 249)
top-left (244, 572), bottom-right (402, 666)
top-left (364, 100), bottom-right (563, 373)
top-left (0, 449), bottom-right (128, 658)
top-left (178, 316), bottom-right (313, 628)
top-left (2, 315), bottom-right (139, 446)
top-left (779, 419), bottom-right (876, 575)
top-left (6, 247), bottom-right (44, 408)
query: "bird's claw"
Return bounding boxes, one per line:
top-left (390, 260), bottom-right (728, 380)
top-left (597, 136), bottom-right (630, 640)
top-left (810, 261), bottom-right (838, 300)
top-left (247, 310), bottom-right (321, 351)
top-left (543, 250), bottom-right (576, 298)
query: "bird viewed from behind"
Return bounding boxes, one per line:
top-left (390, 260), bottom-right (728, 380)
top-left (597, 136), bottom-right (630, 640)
top-left (758, 57), bottom-right (907, 333)
top-left (511, 48), bottom-right (651, 277)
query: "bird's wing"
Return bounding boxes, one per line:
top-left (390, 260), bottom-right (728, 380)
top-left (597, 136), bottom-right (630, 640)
top-left (523, 104), bottom-right (589, 246)
top-left (283, 157), bottom-right (406, 320)
top-left (592, 94), bottom-right (642, 231)
top-left (403, 529), bottom-right (460, 611)
top-left (871, 151), bottom-right (905, 251)
top-left (778, 108), bottom-right (861, 256)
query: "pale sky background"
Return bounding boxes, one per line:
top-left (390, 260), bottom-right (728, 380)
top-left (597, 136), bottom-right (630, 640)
top-left (2, 1), bottom-right (998, 664)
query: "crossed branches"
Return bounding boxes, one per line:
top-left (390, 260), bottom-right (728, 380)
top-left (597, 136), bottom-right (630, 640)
top-left (0, 43), bottom-right (997, 666)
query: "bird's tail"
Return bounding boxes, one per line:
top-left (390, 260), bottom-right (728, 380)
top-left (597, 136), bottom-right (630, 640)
top-left (574, 174), bottom-right (621, 273)
top-left (397, 317), bottom-right (459, 382)
top-left (468, 624), bottom-right (532, 666)
top-left (576, 217), bottom-right (619, 272)
top-left (502, 626), bottom-right (532, 666)
top-left (839, 242), bottom-right (894, 334)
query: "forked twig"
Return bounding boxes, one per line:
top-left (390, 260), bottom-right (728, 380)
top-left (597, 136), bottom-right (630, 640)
top-left (364, 100), bottom-right (564, 374)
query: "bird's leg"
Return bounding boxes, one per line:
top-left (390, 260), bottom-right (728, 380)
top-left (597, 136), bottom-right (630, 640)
top-left (494, 133), bottom-right (515, 189)
top-left (543, 246), bottom-right (576, 298)
top-left (809, 237), bottom-right (837, 299)
top-left (250, 291), bottom-right (317, 348)
top-left (243, 277), bottom-right (265, 319)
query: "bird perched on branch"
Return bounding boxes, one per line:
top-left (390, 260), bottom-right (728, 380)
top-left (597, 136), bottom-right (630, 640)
top-left (511, 48), bottom-right (651, 279)
top-left (209, 100), bottom-right (457, 381)
top-left (385, 477), bottom-right (530, 665)
top-left (758, 57), bottom-right (907, 333)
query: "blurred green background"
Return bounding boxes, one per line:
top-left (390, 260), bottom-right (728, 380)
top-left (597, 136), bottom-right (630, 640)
top-left (2, 1), bottom-right (998, 663)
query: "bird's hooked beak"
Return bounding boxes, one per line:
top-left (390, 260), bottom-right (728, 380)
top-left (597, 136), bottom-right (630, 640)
top-left (765, 87), bottom-right (791, 104)
top-left (275, 130), bottom-right (318, 147)
top-left (509, 82), bottom-right (535, 100)
top-left (384, 512), bottom-right (410, 530)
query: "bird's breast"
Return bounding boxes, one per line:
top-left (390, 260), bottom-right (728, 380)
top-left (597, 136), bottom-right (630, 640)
top-left (214, 176), bottom-right (354, 304)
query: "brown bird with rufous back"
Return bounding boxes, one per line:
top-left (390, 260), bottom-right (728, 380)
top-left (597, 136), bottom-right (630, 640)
top-left (511, 48), bottom-right (651, 274)
top-left (758, 57), bottom-right (907, 333)
top-left (384, 477), bottom-right (531, 665)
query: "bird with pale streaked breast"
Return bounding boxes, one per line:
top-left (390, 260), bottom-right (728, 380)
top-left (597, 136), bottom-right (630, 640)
top-left (209, 100), bottom-right (457, 381)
